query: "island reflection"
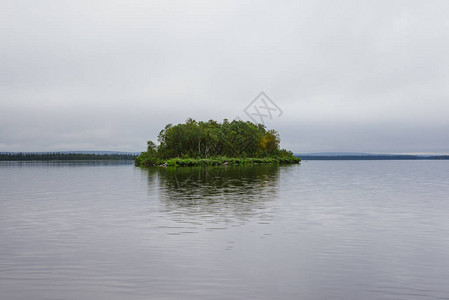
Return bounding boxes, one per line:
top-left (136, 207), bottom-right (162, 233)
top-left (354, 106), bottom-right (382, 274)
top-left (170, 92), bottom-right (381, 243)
top-left (146, 165), bottom-right (285, 227)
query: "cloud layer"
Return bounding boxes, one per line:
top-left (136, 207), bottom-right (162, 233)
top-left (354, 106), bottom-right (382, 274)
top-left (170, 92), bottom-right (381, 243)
top-left (1, 0), bottom-right (449, 153)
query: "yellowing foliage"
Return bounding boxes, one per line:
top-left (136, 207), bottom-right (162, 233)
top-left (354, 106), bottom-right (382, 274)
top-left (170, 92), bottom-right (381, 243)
top-left (260, 130), bottom-right (280, 154)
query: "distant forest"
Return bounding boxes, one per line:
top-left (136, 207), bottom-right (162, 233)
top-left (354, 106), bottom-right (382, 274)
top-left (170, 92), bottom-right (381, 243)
top-left (300, 155), bottom-right (449, 160)
top-left (0, 153), bottom-right (137, 161)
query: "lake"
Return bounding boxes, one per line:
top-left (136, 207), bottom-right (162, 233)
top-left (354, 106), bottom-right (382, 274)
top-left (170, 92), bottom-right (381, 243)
top-left (1, 160), bottom-right (449, 300)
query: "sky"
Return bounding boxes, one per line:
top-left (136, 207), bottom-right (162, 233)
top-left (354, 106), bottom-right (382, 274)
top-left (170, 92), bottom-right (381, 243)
top-left (1, 0), bottom-right (449, 154)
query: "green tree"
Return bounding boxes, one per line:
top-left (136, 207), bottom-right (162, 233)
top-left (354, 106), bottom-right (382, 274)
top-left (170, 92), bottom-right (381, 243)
top-left (136, 118), bottom-right (298, 166)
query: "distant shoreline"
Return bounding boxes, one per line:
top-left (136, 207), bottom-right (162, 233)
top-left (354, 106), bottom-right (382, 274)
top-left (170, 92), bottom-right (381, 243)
top-left (3, 153), bottom-right (448, 162)
top-left (299, 155), bottom-right (449, 160)
top-left (0, 153), bottom-right (137, 161)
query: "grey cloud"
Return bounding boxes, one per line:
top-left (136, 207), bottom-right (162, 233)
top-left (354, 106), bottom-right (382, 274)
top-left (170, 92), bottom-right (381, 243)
top-left (1, 0), bottom-right (448, 153)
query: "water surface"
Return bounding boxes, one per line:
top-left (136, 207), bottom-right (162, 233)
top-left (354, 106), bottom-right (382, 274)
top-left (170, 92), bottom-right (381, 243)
top-left (1, 160), bottom-right (449, 299)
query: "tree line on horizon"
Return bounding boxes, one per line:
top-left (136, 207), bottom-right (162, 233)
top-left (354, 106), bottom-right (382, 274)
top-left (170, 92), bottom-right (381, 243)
top-left (0, 153), bottom-right (137, 161)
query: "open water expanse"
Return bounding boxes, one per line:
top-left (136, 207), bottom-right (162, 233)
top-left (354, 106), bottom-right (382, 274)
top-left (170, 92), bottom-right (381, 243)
top-left (1, 160), bottom-right (449, 300)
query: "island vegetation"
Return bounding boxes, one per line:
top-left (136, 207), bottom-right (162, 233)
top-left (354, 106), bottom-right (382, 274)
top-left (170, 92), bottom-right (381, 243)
top-left (135, 118), bottom-right (300, 167)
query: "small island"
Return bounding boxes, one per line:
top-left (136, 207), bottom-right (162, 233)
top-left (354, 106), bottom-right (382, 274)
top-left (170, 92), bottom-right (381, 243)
top-left (135, 118), bottom-right (300, 167)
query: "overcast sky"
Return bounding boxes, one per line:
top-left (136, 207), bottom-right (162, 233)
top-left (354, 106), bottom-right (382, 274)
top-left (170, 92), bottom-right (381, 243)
top-left (1, 0), bottom-right (449, 154)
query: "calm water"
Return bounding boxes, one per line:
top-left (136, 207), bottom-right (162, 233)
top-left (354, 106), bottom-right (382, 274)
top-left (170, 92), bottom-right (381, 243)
top-left (1, 160), bottom-right (449, 300)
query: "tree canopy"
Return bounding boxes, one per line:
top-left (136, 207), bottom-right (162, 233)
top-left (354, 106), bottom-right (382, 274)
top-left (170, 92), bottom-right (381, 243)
top-left (135, 118), bottom-right (299, 166)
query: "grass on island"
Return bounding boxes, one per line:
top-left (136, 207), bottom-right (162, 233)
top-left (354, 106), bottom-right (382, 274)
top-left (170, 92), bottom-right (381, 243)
top-left (135, 156), bottom-right (300, 167)
top-left (135, 118), bottom-right (300, 167)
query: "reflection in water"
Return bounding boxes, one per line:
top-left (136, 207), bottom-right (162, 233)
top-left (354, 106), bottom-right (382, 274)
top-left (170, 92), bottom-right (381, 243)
top-left (147, 165), bottom-right (283, 227)
top-left (2, 161), bottom-right (449, 299)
